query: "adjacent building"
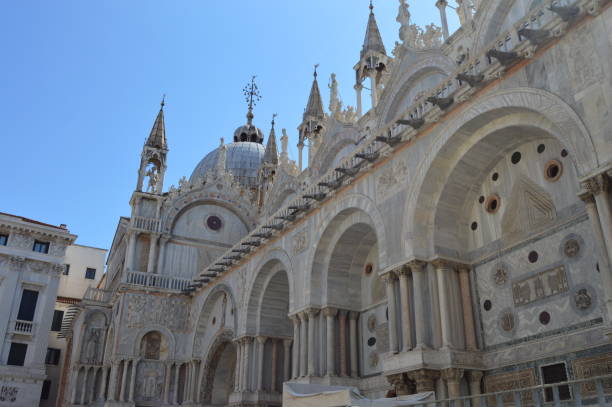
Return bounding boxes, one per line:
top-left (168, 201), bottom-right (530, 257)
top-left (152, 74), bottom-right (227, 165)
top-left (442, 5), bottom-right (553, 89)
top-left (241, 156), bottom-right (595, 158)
top-left (0, 213), bottom-right (76, 406)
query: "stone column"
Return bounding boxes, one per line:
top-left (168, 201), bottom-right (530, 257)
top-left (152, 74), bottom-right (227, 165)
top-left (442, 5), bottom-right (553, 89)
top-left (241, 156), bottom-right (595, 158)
top-left (234, 340), bottom-right (242, 392)
top-left (338, 310), bottom-right (348, 377)
top-left (119, 359), bottom-right (129, 402)
top-left (585, 175), bottom-right (612, 284)
top-left (156, 234), bottom-right (170, 274)
top-left (398, 266), bottom-right (413, 352)
top-left (354, 83), bottom-right (363, 117)
top-left (290, 315), bottom-right (300, 379)
top-left (100, 365), bottom-right (108, 401)
top-left (436, 0), bottom-right (450, 39)
top-left (80, 367), bottom-right (88, 405)
top-left (257, 336), bottom-right (268, 391)
top-left (407, 369), bottom-right (440, 394)
top-left (129, 359), bottom-right (139, 402)
top-left (433, 259), bottom-right (454, 349)
top-left (147, 233), bottom-right (159, 273)
top-left (283, 339), bottom-right (292, 383)
top-left (469, 371), bottom-right (484, 407)
top-left (409, 260), bottom-right (429, 349)
top-left (443, 368), bottom-right (465, 405)
top-left (163, 362), bottom-right (172, 404)
top-left (458, 266), bottom-right (477, 351)
top-left (349, 311), bottom-right (359, 377)
top-left (107, 363), bottom-right (117, 402)
top-left (383, 271), bottom-right (399, 353)
top-left (195, 359), bottom-right (204, 403)
top-left (370, 72), bottom-right (378, 108)
top-left (125, 231), bottom-right (138, 272)
top-left (184, 361), bottom-right (192, 403)
top-left (323, 307), bottom-right (338, 376)
top-left (298, 312), bottom-right (308, 377)
top-left (271, 339), bottom-right (279, 392)
top-left (243, 337), bottom-right (253, 391)
top-left (307, 308), bottom-right (319, 376)
top-left (70, 367), bottom-right (78, 404)
top-left (173, 363), bottom-right (180, 405)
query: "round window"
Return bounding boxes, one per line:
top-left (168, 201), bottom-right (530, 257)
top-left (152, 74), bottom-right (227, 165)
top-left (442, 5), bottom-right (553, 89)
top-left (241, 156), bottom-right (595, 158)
top-left (544, 160), bottom-right (563, 182)
top-left (207, 215), bottom-right (223, 231)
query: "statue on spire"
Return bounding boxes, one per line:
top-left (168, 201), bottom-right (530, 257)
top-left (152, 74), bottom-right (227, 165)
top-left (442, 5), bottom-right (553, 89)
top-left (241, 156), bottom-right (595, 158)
top-left (397, 0), bottom-right (411, 43)
top-left (328, 73), bottom-right (343, 116)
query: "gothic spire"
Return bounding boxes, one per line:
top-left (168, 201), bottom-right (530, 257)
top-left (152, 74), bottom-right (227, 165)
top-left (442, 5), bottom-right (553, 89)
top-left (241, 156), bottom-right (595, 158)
top-left (303, 65), bottom-right (325, 122)
top-left (146, 97), bottom-right (167, 150)
top-left (361, 1), bottom-right (387, 58)
top-left (263, 114), bottom-right (279, 166)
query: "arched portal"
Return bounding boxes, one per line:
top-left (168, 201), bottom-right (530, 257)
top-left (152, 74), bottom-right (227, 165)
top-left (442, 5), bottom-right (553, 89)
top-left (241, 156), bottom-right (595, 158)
top-left (200, 330), bottom-right (237, 406)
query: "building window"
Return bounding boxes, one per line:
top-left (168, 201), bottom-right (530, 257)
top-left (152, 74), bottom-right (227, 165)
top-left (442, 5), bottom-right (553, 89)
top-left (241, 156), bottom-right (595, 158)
top-left (7, 342), bottom-right (27, 366)
top-left (45, 348), bottom-right (61, 365)
top-left (85, 268), bottom-right (96, 280)
top-left (542, 363), bottom-right (571, 402)
top-left (63, 264), bottom-right (70, 275)
top-left (51, 310), bottom-right (64, 332)
top-left (17, 289), bottom-right (39, 321)
top-left (33, 240), bottom-right (50, 254)
top-left (40, 380), bottom-right (51, 400)
top-left (0, 234), bottom-right (7, 246)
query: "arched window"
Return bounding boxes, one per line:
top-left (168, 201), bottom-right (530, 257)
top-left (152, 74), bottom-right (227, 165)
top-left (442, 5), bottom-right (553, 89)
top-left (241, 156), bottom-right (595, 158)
top-left (140, 331), bottom-right (162, 360)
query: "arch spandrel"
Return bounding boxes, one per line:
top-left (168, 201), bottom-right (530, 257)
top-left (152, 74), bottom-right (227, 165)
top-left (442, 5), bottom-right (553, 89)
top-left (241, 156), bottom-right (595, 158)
top-left (404, 88), bottom-right (598, 259)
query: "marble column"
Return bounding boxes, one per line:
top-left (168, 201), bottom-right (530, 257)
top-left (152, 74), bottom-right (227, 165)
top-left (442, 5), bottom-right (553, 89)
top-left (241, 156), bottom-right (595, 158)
top-left (163, 362), bottom-right (172, 404)
top-left (435, 0), bottom-right (450, 39)
top-left (407, 369), bottom-right (440, 394)
top-left (290, 315), bottom-right (300, 379)
top-left (129, 359), bottom-right (139, 402)
top-left (257, 336), bottom-right (268, 391)
top-left (119, 359), bottom-right (129, 402)
top-left (70, 367), bottom-right (79, 404)
top-left (354, 83), bottom-right (363, 117)
top-left (349, 311), bottom-right (359, 377)
top-left (338, 310), bottom-right (348, 376)
top-left (469, 370), bottom-right (484, 407)
top-left (409, 260), bottom-right (429, 349)
top-left (107, 363), bottom-right (117, 402)
top-left (100, 365), bottom-right (108, 401)
top-left (234, 340), bottom-right (243, 392)
top-left (80, 367), bottom-right (88, 405)
top-left (271, 339), bottom-right (279, 392)
top-left (323, 307), bottom-right (338, 376)
top-left (307, 308), bottom-right (319, 376)
top-left (283, 339), bottom-right (292, 383)
top-left (370, 72), bottom-right (378, 108)
top-left (458, 266), bottom-right (477, 351)
top-left (156, 234), bottom-right (170, 274)
top-left (433, 259), bottom-right (454, 349)
top-left (443, 368), bottom-right (465, 405)
top-left (243, 337), bottom-right (253, 391)
top-left (147, 233), bottom-right (159, 273)
top-left (184, 361), bottom-right (192, 403)
top-left (398, 266), bottom-right (413, 352)
top-left (585, 175), bottom-right (612, 278)
top-left (125, 231), bottom-right (138, 273)
top-left (383, 271), bottom-right (399, 353)
top-left (298, 312), bottom-right (308, 377)
top-left (173, 363), bottom-right (180, 405)
top-left (195, 359), bottom-right (204, 403)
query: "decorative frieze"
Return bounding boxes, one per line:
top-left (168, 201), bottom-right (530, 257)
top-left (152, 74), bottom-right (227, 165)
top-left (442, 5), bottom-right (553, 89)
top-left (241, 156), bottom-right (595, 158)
top-left (572, 353), bottom-right (612, 397)
top-left (512, 265), bottom-right (569, 306)
top-left (0, 386), bottom-right (18, 403)
top-left (377, 161), bottom-right (408, 198)
top-left (484, 369), bottom-right (536, 406)
top-left (126, 295), bottom-right (190, 331)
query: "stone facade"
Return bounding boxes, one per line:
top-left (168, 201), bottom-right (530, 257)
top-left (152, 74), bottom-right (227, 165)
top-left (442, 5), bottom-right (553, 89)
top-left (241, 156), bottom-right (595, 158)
top-left (63, 0), bottom-right (612, 406)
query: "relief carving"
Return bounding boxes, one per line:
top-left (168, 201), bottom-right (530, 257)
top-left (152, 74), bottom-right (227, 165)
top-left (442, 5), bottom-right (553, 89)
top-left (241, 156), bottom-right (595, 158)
top-left (484, 369), bottom-right (536, 406)
top-left (0, 386), bottom-right (18, 402)
top-left (292, 228), bottom-right (308, 255)
top-left (378, 161), bottom-right (408, 198)
top-left (574, 288), bottom-right (593, 311)
top-left (572, 354), bottom-right (612, 397)
top-left (136, 361), bottom-right (165, 402)
top-left (567, 25), bottom-right (604, 90)
top-left (127, 295), bottom-right (189, 332)
top-left (512, 266), bottom-right (568, 306)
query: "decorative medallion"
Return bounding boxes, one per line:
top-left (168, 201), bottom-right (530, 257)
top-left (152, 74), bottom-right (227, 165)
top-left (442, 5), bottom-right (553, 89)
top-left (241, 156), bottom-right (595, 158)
top-left (367, 337), bottom-right (377, 347)
top-left (564, 239), bottom-right (580, 258)
top-left (367, 315), bottom-right (377, 333)
top-left (574, 288), bottom-right (593, 311)
top-left (499, 311), bottom-right (515, 333)
top-left (206, 215), bottom-right (223, 231)
top-left (560, 234), bottom-right (584, 261)
top-left (494, 265), bottom-right (508, 286)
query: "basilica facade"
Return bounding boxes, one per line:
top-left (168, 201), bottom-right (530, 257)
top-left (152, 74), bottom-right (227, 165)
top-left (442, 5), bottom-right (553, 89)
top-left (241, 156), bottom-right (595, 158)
top-left (61, 0), bottom-right (612, 406)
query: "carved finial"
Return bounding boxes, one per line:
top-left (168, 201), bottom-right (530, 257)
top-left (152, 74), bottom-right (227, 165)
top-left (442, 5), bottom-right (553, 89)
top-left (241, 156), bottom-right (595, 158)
top-left (243, 75), bottom-right (261, 125)
top-left (160, 94), bottom-right (166, 109)
top-left (271, 113), bottom-right (278, 128)
top-left (314, 64), bottom-right (319, 78)
top-left (370, 0), bottom-right (374, 12)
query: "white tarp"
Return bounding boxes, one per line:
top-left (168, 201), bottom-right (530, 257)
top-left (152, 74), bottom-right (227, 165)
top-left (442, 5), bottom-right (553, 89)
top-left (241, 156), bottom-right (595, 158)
top-left (283, 382), bottom-right (435, 407)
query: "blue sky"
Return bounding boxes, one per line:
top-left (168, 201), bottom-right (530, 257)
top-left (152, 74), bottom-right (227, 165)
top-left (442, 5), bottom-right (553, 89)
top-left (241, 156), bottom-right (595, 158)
top-left (0, 1), bottom-right (459, 251)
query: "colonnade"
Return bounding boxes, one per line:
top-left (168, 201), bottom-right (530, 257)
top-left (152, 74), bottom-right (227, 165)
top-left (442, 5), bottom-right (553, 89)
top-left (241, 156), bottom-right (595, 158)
top-left (382, 259), bottom-right (478, 355)
top-left (123, 230), bottom-right (170, 275)
top-left (234, 336), bottom-right (292, 393)
top-left (290, 307), bottom-right (360, 379)
top-left (69, 364), bottom-right (109, 405)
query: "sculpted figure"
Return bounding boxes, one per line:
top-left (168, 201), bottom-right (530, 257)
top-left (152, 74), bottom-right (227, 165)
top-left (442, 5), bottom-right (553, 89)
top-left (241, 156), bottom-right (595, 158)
top-left (145, 167), bottom-right (159, 193)
top-left (397, 0), bottom-right (411, 43)
top-left (328, 73), bottom-right (342, 116)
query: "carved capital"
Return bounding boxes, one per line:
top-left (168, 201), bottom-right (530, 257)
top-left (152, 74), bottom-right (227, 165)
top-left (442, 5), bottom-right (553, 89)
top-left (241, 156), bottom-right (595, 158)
top-left (289, 314), bottom-right (300, 324)
top-left (297, 311), bottom-right (308, 321)
top-left (381, 270), bottom-right (398, 283)
top-left (407, 369), bottom-right (440, 392)
top-left (431, 257), bottom-right (463, 271)
top-left (348, 311), bottom-right (360, 321)
top-left (306, 307), bottom-right (320, 318)
top-left (387, 373), bottom-right (412, 396)
top-left (256, 336), bottom-right (268, 345)
top-left (468, 370), bottom-right (484, 384)
top-left (397, 265), bottom-right (411, 277)
top-left (442, 368), bottom-right (465, 383)
top-left (581, 174), bottom-right (609, 196)
top-left (323, 307), bottom-right (338, 318)
top-left (407, 259), bottom-right (427, 272)
top-left (578, 190), bottom-right (596, 205)
top-left (9, 256), bottom-right (25, 271)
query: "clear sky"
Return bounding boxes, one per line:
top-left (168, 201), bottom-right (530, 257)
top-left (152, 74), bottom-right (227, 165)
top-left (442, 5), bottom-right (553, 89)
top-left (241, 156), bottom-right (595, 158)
top-left (1, 1), bottom-right (459, 252)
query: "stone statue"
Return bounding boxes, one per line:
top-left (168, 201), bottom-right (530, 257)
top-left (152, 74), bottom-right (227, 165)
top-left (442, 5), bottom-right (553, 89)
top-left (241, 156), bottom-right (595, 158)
top-left (145, 167), bottom-right (159, 193)
top-left (178, 176), bottom-right (189, 190)
top-left (85, 328), bottom-right (101, 364)
top-left (397, 0), bottom-right (411, 43)
top-left (328, 73), bottom-right (342, 116)
top-left (143, 372), bottom-right (157, 397)
top-left (423, 24), bottom-right (443, 48)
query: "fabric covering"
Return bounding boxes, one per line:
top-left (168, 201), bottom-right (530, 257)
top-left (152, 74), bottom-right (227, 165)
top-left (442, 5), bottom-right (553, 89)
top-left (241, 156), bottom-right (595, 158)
top-left (283, 383), bottom-right (434, 407)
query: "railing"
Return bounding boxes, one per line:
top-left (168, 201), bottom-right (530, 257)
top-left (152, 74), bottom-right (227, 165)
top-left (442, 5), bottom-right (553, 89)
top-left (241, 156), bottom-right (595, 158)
top-left (410, 374), bottom-right (612, 407)
top-left (130, 216), bottom-right (161, 233)
top-left (83, 287), bottom-right (112, 304)
top-left (123, 270), bottom-right (191, 292)
top-left (11, 319), bottom-right (35, 335)
top-left (191, 0), bottom-right (601, 291)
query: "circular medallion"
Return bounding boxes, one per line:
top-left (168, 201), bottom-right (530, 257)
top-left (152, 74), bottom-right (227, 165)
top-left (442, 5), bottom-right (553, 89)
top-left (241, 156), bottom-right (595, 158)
top-left (494, 266), bottom-right (508, 286)
top-left (206, 215), bottom-right (223, 231)
top-left (500, 311), bottom-right (515, 333)
top-left (564, 239), bottom-right (580, 258)
top-left (367, 337), bottom-right (377, 347)
top-left (574, 288), bottom-right (593, 311)
top-left (539, 311), bottom-right (551, 325)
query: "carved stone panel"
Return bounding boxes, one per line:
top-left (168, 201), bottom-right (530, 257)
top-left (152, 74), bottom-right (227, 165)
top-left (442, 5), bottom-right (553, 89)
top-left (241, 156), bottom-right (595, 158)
top-left (572, 353), bottom-right (612, 397)
top-left (292, 228), bottom-right (308, 255)
top-left (135, 361), bottom-right (165, 402)
top-left (484, 369), bottom-right (536, 406)
top-left (0, 386), bottom-right (18, 402)
top-left (512, 265), bottom-right (569, 306)
top-left (126, 294), bottom-right (190, 332)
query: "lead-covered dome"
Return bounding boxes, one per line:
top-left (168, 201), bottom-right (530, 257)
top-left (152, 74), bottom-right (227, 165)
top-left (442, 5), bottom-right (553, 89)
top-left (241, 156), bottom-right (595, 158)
top-left (190, 142), bottom-right (265, 186)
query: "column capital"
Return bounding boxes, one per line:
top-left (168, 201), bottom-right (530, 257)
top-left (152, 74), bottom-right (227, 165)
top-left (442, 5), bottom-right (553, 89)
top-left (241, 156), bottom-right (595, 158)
top-left (306, 307), bottom-right (320, 318)
top-left (348, 311), bottom-right (360, 321)
top-left (431, 257), bottom-right (467, 270)
top-left (406, 369), bottom-right (440, 393)
top-left (289, 313), bottom-right (300, 324)
top-left (283, 338), bottom-right (293, 346)
top-left (323, 307), bottom-right (338, 317)
top-left (297, 311), bottom-right (308, 321)
top-left (256, 335), bottom-right (268, 345)
top-left (397, 265), bottom-right (411, 277)
top-left (436, 0), bottom-right (449, 8)
top-left (407, 259), bottom-right (428, 272)
top-left (381, 270), bottom-right (398, 282)
top-left (581, 173), bottom-right (609, 196)
top-left (338, 309), bottom-right (349, 318)
top-left (441, 368), bottom-right (465, 383)
top-left (468, 370), bottom-right (484, 383)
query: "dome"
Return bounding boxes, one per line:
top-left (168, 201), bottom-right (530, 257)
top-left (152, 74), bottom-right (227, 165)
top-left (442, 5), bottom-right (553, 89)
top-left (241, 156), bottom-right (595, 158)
top-left (190, 142), bottom-right (265, 186)
top-left (233, 123), bottom-right (264, 143)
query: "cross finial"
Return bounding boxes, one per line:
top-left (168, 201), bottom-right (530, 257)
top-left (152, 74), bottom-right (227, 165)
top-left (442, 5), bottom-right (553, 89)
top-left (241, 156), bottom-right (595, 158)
top-left (160, 94), bottom-right (166, 109)
top-left (272, 113), bottom-right (278, 127)
top-left (314, 64), bottom-right (319, 78)
top-left (370, 0), bottom-right (374, 12)
top-left (243, 76), bottom-right (261, 125)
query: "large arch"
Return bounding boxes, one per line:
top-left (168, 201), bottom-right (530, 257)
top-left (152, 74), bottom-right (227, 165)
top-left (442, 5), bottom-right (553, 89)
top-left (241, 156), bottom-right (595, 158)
top-left (192, 283), bottom-right (238, 357)
top-left (199, 329), bottom-right (236, 406)
top-left (307, 195), bottom-right (386, 308)
top-left (133, 325), bottom-right (176, 360)
top-left (404, 88), bottom-right (598, 258)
